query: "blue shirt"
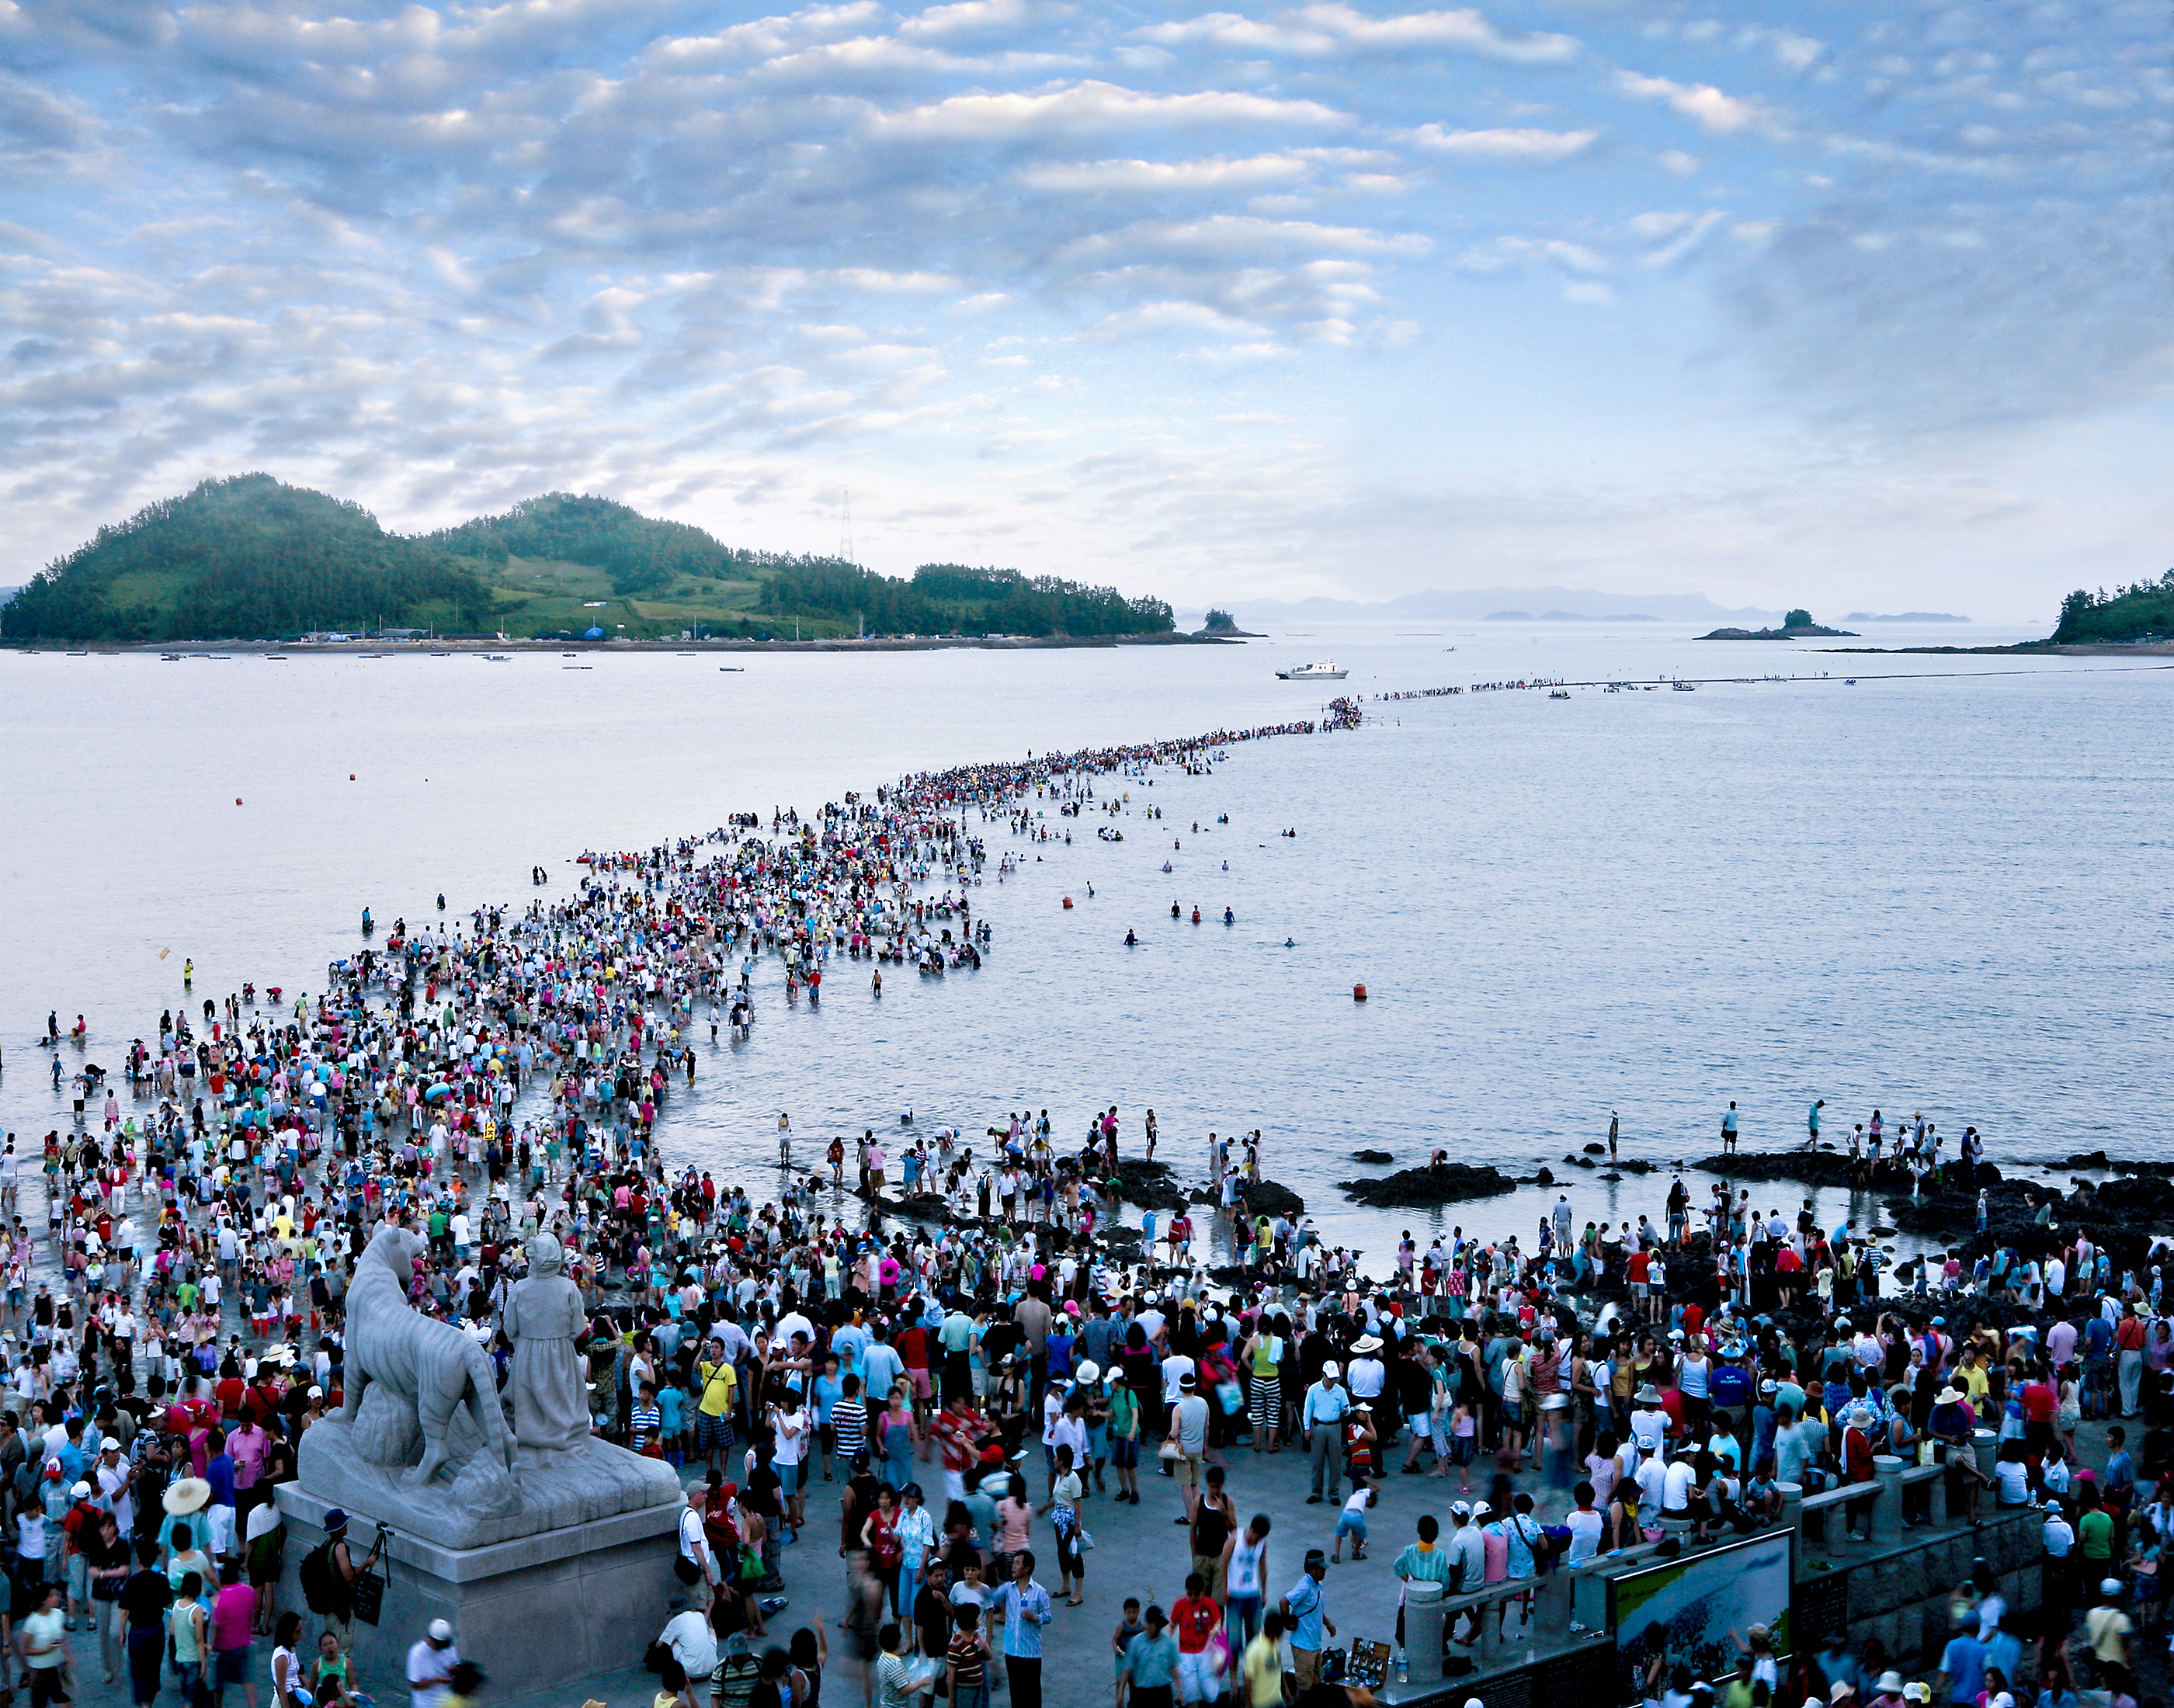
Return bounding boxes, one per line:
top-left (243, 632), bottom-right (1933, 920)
top-left (1120, 1630), bottom-right (1179, 1689)
top-left (1939, 1635), bottom-right (1986, 1706)
top-left (1000, 1580), bottom-right (1051, 1659)
top-left (205, 1454), bottom-right (236, 1507)
top-left (1283, 1573), bottom-right (1325, 1649)
top-left (1301, 1383), bottom-right (1348, 1429)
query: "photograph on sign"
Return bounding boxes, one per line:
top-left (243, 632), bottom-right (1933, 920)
top-left (1610, 1531), bottom-right (1794, 1699)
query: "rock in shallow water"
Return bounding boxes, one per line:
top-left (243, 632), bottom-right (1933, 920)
top-left (1339, 1161), bottom-right (1516, 1208)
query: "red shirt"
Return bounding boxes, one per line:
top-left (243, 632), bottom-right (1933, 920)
top-left (1172, 1595), bottom-right (1221, 1654)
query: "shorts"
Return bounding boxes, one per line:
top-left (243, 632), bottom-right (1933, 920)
top-left (203, 1505), bottom-right (237, 1558)
top-left (1336, 1513), bottom-right (1368, 1541)
top-left (1111, 1439), bottom-right (1138, 1469)
top-left (907, 1369), bottom-right (932, 1401)
top-left (1407, 1413), bottom-right (1434, 1444)
top-left (1176, 1647), bottom-right (1220, 1704)
top-left (1292, 1647), bottom-right (1321, 1692)
top-left (776, 1462), bottom-right (800, 1498)
top-left (66, 1553), bottom-right (89, 1600)
top-left (1631, 1283), bottom-right (1649, 1299)
top-left (1173, 1451), bottom-right (1203, 1489)
top-left (695, 1412), bottom-right (734, 1452)
top-left (1451, 1435), bottom-right (1475, 1465)
top-left (216, 1647), bottom-right (254, 1687)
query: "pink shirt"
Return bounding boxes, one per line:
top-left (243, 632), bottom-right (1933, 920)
top-left (213, 1584), bottom-right (255, 1652)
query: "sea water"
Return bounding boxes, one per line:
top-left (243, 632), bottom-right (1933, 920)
top-left (2, 625), bottom-right (2167, 1266)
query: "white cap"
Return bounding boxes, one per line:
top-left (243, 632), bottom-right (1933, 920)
top-left (100, 1437), bottom-right (121, 1451)
top-left (429, 1619), bottom-right (454, 1642)
top-left (71, 1481), bottom-right (91, 1498)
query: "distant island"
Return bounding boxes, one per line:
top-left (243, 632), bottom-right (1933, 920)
top-left (1844, 611), bottom-right (1970, 623)
top-left (1196, 607), bottom-right (1265, 638)
top-left (1485, 609), bottom-right (1658, 623)
top-left (1698, 607), bottom-right (1857, 640)
top-left (1, 474), bottom-right (1182, 645)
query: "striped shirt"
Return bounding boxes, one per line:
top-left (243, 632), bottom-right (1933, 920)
top-left (831, 1399), bottom-right (868, 1461)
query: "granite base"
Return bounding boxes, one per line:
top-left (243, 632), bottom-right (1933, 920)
top-left (271, 1487), bottom-right (684, 1702)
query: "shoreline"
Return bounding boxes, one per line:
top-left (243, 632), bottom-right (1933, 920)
top-left (5, 630), bottom-right (1242, 655)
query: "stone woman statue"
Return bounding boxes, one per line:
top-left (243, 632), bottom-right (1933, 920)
top-left (502, 1234), bottom-right (592, 1452)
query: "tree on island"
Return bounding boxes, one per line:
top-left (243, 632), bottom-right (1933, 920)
top-left (1784, 607), bottom-right (1815, 630)
top-left (1203, 608), bottom-right (1238, 633)
top-left (2053, 571), bottom-right (2174, 643)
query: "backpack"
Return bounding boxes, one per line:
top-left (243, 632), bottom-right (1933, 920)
top-left (298, 1540), bottom-right (342, 1614)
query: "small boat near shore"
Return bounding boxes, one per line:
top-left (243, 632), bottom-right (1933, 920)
top-left (1276, 661), bottom-right (1347, 681)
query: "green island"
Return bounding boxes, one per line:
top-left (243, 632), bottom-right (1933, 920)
top-left (1696, 606), bottom-right (1856, 640)
top-left (2049, 571), bottom-right (2174, 644)
top-left (0, 474), bottom-right (1179, 644)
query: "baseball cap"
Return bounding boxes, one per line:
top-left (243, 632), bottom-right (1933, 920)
top-left (1450, 1501), bottom-right (1471, 1517)
top-left (1321, 1361), bottom-right (1341, 1378)
top-left (100, 1437), bottom-right (120, 1451)
top-left (429, 1619), bottom-right (453, 1642)
top-left (71, 1481), bottom-right (91, 1498)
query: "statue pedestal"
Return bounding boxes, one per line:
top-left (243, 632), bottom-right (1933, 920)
top-left (277, 1425), bottom-right (685, 1697)
top-left (296, 1415), bottom-right (682, 1549)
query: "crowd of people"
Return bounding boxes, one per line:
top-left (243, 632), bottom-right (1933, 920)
top-left (5, 704), bottom-right (2171, 1708)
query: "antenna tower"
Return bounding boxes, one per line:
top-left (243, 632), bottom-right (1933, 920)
top-left (838, 488), bottom-right (856, 566)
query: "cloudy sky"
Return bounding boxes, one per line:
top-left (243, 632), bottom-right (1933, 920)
top-left (2, 0), bottom-right (2167, 619)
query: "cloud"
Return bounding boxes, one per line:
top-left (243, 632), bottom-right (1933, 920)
top-left (1408, 124), bottom-right (1596, 162)
top-left (1615, 71), bottom-right (1779, 136)
top-left (1134, 5), bottom-right (1577, 65)
top-left (1016, 152), bottom-right (1311, 191)
top-left (866, 81), bottom-right (1346, 141)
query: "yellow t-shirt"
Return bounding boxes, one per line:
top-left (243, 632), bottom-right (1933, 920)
top-left (1960, 1364), bottom-right (1991, 1402)
top-left (696, 1359), bottom-right (737, 1419)
top-left (1242, 1633), bottom-right (1283, 1707)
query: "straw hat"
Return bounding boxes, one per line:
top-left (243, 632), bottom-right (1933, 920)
top-left (1935, 1386), bottom-right (1965, 1405)
top-left (1636, 1383), bottom-right (1664, 1405)
top-left (163, 1477), bottom-right (213, 1515)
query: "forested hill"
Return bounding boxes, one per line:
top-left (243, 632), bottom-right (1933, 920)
top-left (1, 475), bottom-right (494, 642)
top-left (2, 477), bottom-right (1178, 642)
top-left (2051, 571), bottom-right (2174, 643)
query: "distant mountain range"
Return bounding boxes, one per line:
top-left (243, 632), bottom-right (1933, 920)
top-left (1185, 587), bottom-right (1785, 627)
top-left (1844, 611), bottom-right (1971, 622)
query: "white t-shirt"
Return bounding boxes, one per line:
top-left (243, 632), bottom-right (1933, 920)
top-left (1565, 1507), bottom-right (1605, 1564)
top-left (1634, 1456), bottom-right (1667, 1522)
top-left (407, 1639), bottom-right (458, 1708)
top-left (1662, 1460), bottom-right (1696, 1514)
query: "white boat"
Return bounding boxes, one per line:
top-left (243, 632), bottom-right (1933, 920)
top-left (1276, 661), bottom-right (1348, 681)
top-left (1672, 680), bottom-right (1697, 691)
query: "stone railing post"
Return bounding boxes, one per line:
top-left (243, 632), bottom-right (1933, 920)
top-left (1873, 1456), bottom-right (1906, 1545)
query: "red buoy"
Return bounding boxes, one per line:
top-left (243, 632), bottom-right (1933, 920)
top-left (1353, 983), bottom-right (1367, 1002)
top-left (1062, 896), bottom-right (1074, 909)
top-left (235, 797), bottom-right (243, 805)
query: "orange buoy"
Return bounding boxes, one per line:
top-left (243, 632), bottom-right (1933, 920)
top-left (349, 773), bottom-right (356, 780)
top-left (235, 797), bottom-right (243, 805)
top-left (1353, 983), bottom-right (1367, 1002)
top-left (1062, 896), bottom-right (1073, 909)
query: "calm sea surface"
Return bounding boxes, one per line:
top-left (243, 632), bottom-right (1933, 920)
top-left (3, 625), bottom-right (2168, 1268)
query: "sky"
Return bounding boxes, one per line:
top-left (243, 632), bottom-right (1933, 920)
top-left (2, 0), bottom-right (2168, 622)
